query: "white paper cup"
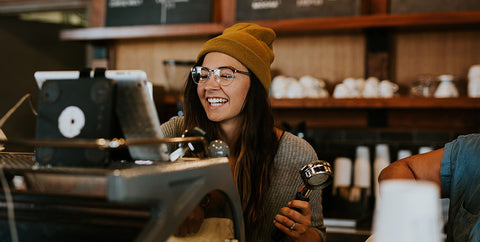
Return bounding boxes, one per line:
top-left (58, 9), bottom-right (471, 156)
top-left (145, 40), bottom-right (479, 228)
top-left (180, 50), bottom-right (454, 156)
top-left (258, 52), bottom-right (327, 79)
top-left (375, 144), bottom-right (390, 161)
top-left (354, 146), bottom-right (371, 188)
top-left (419, 146), bottom-right (433, 154)
top-left (372, 180), bottom-right (443, 242)
top-left (374, 144), bottom-right (390, 197)
top-left (397, 149), bottom-right (412, 160)
top-left (333, 157), bottom-right (352, 188)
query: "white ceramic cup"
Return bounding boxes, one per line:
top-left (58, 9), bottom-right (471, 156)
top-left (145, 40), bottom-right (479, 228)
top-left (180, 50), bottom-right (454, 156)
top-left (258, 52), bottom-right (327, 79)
top-left (271, 75), bottom-right (289, 98)
top-left (434, 74), bottom-right (459, 98)
top-left (469, 64), bottom-right (480, 79)
top-left (468, 65), bottom-right (480, 97)
top-left (372, 180), bottom-right (443, 242)
top-left (379, 80), bottom-right (399, 98)
top-left (343, 77), bottom-right (361, 98)
top-left (363, 77), bottom-right (380, 98)
top-left (333, 83), bottom-right (349, 98)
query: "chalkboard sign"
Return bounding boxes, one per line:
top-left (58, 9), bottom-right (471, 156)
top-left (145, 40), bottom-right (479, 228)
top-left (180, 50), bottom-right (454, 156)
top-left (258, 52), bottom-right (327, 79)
top-left (236, 0), bottom-right (361, 21)
top-left (106, 0), bottom-right (213, 27)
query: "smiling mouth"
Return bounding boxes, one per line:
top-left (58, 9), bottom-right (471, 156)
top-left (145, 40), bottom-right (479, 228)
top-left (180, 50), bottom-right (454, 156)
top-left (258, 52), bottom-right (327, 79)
top-left (207, 97), bottom-right (228, 107)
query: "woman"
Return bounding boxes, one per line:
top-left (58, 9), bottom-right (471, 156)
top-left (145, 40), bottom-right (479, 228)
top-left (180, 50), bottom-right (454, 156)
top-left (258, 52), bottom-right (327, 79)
top-left (161, 23), bottom-right (326, 241)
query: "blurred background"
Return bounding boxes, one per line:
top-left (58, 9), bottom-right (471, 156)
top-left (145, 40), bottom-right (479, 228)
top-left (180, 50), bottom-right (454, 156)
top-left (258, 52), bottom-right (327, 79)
top-left (1, 1), bottom-right (480, 240)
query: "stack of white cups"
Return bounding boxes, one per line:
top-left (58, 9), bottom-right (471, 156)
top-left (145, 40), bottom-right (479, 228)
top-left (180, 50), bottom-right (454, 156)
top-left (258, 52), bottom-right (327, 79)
top-left (333, 157), bottom-right (353, 196)
top-left (373, 144), bottom-right (391, 198)
top-left (419, 146), bottom-right (433, 154)
top-left (397, 149), bottom-right (412, 160)
top-left (353, 146), bottom-right (371, 191)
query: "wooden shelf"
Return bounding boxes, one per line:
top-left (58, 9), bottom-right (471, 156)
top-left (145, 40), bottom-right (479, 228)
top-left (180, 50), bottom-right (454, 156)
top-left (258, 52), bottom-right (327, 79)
top-left (60, 23), bottom-right (225, 41)
top-left (269, 97), bottom-right (480, 109)
top-left (155, 94), bottom-right (480, 109)
top-left (270, 97), bottom-right (480, 130)
top-left (256, 10), bottom-right (480, 33)
top-left (60, 10), bottom-right (480, 41)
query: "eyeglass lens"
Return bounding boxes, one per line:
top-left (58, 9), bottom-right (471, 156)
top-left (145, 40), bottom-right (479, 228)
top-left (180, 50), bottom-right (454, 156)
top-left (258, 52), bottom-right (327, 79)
top-left (191, 67), bottom-right (235, 86)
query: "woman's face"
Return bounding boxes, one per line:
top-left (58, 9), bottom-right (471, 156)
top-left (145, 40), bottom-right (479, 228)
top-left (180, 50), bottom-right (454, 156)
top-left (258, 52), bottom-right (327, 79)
top-left (197, 52), bottom-right (251, 126)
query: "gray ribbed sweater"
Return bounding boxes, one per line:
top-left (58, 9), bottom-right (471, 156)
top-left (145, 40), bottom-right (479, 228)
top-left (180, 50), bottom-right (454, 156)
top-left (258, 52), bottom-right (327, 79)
top-left (160, 116), bottom-right (326, 241)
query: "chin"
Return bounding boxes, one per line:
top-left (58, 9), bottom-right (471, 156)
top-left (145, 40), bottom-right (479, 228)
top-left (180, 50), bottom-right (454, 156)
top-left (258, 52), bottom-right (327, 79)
top-left (206, 115), bottom-right (224, 122)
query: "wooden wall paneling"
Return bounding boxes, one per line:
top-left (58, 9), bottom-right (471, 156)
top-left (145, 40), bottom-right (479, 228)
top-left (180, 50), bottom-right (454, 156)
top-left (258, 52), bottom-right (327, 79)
top-left (89, 0), bottom-right (105, 27)
top-left (213, 0), bottom-right (235, 27)
top-left (273, 107), bottom-right (480, 131)
top-left (272, 32), bottom-right (366, 88)
top-left (107, 41), bottom-right (116, 70)
top-left (114, 38), bottom-right (208, 88)
top-left (272, 109), bottom-right (368, 129)
top-left (393, 28), bottom-right (480, 92)
top-left (388, 109), bottom-right (480, 132)
top-left (88, 43), bottom-right (109, 68)
top-left (366, 28), bottom-right (391, 81)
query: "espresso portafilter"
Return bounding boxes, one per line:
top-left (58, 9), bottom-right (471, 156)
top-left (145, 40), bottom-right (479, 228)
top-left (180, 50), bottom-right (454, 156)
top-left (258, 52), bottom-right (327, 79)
top-left (297, 160), bottom-right (333, 200)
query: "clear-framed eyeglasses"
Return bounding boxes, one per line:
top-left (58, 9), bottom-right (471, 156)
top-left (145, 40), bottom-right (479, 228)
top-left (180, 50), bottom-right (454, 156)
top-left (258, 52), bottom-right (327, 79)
top-left (191, 66), bottom-right (250, 86)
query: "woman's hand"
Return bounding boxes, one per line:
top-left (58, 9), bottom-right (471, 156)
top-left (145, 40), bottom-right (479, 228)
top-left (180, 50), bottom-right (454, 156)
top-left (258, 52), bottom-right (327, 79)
top-left (273, 200), bottom-right (321, 241)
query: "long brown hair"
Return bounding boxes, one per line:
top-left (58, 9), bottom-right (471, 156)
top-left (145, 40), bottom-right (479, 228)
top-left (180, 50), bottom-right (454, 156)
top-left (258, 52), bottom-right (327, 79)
top-left (183, 57), bottom-right (280, 234)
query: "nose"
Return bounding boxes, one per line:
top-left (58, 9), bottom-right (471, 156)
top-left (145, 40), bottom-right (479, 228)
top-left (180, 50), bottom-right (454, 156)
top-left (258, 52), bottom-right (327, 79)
top-left (204, 70), bottom-right (221, 88)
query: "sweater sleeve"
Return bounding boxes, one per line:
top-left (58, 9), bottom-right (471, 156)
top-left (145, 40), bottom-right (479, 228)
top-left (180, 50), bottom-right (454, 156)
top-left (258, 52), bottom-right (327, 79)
top-left (160, 116), bottom-right (185, 152)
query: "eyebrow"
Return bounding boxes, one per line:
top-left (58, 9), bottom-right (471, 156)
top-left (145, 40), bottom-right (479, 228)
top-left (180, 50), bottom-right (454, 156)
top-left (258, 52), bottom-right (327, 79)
top-left (218, 65), bottom-right (248, 72)
top-left (202, 66), bottom-right (244, 72)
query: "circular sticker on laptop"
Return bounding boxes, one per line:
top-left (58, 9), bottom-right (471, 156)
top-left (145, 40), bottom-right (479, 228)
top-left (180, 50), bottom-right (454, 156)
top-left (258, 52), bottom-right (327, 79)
top-left (58, 106), bottom-right (85, 138)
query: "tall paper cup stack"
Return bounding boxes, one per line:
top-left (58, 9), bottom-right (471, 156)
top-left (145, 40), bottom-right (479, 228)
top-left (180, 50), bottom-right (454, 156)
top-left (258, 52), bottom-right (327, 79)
top-left (397, 149), bottom-right (412, 160)
top-left (333, 157), bottom-right (352, 195)
top-left (354, 146), bottom-right (371, 189)
top-left (373, 144), bottom-right (390, 197)
top-left (419, 146), bottom-right (433, 154)
top-left (372, 180), bottom-right (443, 242)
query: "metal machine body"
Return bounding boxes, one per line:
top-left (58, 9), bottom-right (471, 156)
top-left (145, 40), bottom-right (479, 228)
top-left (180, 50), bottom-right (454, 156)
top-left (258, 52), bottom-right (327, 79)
top-left (0, 153), bottom-right (245, 242)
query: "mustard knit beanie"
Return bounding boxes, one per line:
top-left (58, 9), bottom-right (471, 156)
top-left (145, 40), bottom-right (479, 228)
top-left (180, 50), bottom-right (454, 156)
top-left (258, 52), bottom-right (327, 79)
top-left (197, 23), bottom-right (276, 94)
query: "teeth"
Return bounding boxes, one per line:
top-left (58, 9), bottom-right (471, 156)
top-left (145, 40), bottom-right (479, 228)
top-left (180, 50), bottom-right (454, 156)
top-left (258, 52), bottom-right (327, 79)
top-left (208, 98), bottom-right (228, 106)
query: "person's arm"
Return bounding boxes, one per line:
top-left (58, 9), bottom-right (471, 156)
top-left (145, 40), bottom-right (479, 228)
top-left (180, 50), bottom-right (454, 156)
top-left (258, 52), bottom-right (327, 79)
top-left (378, 148), bottom-right (444, 190)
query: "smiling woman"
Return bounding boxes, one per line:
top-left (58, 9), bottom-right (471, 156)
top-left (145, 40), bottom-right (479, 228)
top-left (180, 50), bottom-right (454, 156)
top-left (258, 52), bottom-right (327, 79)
top-left (160, 23), bottom-right (327, 242)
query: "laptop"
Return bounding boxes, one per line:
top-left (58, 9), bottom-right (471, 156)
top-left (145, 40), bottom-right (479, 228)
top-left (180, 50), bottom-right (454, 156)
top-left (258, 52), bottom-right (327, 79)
top-left (34, 70), bottom-right (168, 165)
